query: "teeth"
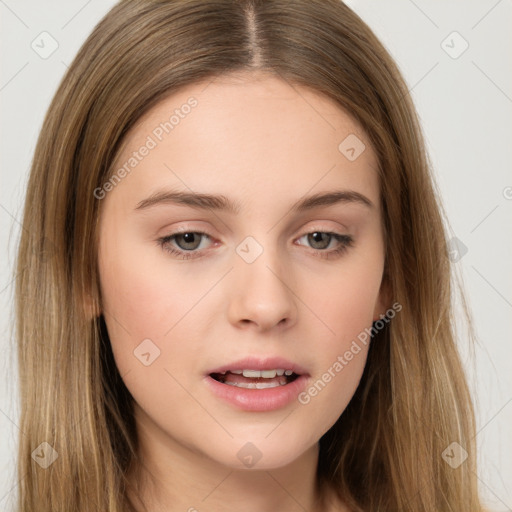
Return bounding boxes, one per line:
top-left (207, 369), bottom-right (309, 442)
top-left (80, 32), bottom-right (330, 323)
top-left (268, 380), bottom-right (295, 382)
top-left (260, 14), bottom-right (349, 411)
top-left (225, 380), bottom-right (286, 389)
top-left (242, 369), bottom-right (261, 378)
top-left (213, 369), bottom-right (296, 380)
top-left (255, 381), bottom-right (278, 389)
top-left (240, 369), bottom-right (291, 378)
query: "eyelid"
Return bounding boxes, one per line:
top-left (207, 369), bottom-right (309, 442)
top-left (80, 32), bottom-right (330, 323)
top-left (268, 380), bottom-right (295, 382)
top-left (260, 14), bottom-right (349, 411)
top-left (157, 223), bottom-right (354, 261)
top-left (158, 222), bottom-right (350, 242)
top-left (158, 219), bottom-right (352, 239)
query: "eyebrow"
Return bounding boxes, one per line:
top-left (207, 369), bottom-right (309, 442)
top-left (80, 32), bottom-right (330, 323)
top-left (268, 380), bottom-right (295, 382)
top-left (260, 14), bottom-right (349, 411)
top-left (134, 189), bottom-right (373, 214)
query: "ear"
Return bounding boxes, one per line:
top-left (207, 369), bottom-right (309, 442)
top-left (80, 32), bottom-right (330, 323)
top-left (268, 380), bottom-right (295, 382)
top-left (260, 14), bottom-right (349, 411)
top-left (372, 276), bottom-right (392, 322)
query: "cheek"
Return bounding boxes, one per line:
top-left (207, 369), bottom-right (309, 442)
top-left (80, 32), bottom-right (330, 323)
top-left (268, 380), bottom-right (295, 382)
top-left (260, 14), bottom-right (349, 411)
top-left (296, 251), bottom-right (383, 424)
top-left (297, 343), bottom-right (369, 445)
top-left (99, 228), bottom-right (207, 338)
top-left (296, 284), bottom-right (374, 439)
top-left (98, 247), bottom-right (207, 418)
top-left (97, 233), bottom-right (202, 379)
top-left (305, 255), bottom-right (383, 344)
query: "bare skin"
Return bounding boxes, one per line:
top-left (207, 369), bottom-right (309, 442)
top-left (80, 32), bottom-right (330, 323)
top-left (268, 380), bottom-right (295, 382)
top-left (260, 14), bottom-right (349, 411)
top-left (97, 70), bottom-right (387, 512)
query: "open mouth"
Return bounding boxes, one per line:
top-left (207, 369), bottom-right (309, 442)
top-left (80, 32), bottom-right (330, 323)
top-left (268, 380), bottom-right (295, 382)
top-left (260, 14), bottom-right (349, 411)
top-left (209, 369), bottom-right (300, 389)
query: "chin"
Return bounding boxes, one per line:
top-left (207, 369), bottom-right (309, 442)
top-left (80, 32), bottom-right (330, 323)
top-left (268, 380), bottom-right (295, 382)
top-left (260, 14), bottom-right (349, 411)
top-left (203, 433), bottom-right (318, 471)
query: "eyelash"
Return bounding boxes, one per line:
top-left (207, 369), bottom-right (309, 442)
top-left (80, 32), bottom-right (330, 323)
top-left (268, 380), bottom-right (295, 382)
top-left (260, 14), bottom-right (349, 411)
top-left (157, 228), bottom-right (354, 261)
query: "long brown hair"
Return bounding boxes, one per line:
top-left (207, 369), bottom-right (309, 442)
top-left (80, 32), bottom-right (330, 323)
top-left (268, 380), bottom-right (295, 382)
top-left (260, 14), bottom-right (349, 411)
top-left (15, 1), bottom-right (482, 510)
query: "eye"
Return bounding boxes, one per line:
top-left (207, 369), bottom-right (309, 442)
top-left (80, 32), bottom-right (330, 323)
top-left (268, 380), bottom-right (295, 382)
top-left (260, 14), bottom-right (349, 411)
top-left (158, 231), bottom-right (213, 260)
top-left (157, 229), bottom-right (354, 260)
top-left (295, 231), bottom-right (354, 259)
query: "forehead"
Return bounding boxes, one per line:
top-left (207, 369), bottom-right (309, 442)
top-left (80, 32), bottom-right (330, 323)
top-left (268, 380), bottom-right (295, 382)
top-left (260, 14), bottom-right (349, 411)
top-left (106, 71), bottom-right (380, 212)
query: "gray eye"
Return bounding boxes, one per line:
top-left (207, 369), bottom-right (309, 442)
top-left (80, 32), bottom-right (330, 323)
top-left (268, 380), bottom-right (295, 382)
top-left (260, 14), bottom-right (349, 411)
top-left (306, 232), bottom-right (332, 250)
top-left (174, 232), bottom-right (204, 250)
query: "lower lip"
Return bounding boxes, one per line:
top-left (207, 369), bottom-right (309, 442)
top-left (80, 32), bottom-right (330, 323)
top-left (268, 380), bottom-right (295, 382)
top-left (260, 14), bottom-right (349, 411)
top-left (205, 374), bottom-right (309, 412)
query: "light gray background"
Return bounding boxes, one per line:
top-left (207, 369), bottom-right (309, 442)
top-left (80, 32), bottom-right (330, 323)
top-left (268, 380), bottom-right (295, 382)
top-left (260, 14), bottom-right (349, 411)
top-left (1, 0), bottom-right (511, 510)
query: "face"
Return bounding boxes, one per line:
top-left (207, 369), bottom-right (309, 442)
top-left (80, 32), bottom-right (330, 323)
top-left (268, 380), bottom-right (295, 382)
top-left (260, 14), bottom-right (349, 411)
top-left (97, 71), bottom-right (387, 471)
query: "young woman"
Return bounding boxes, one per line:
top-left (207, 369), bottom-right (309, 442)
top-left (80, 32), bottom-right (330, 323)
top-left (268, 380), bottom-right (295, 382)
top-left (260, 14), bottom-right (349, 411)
top-left (14, 1), bottom-right (483, 510)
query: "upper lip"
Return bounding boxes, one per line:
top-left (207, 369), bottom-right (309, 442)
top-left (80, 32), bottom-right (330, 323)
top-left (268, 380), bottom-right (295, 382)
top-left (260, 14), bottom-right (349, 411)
top-left (207, 356), bottom-right (309, 376)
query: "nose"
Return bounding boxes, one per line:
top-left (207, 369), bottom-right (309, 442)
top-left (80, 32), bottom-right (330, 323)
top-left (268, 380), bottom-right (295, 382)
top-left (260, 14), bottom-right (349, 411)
top-left (226, 244), bottom-right (298, 332)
